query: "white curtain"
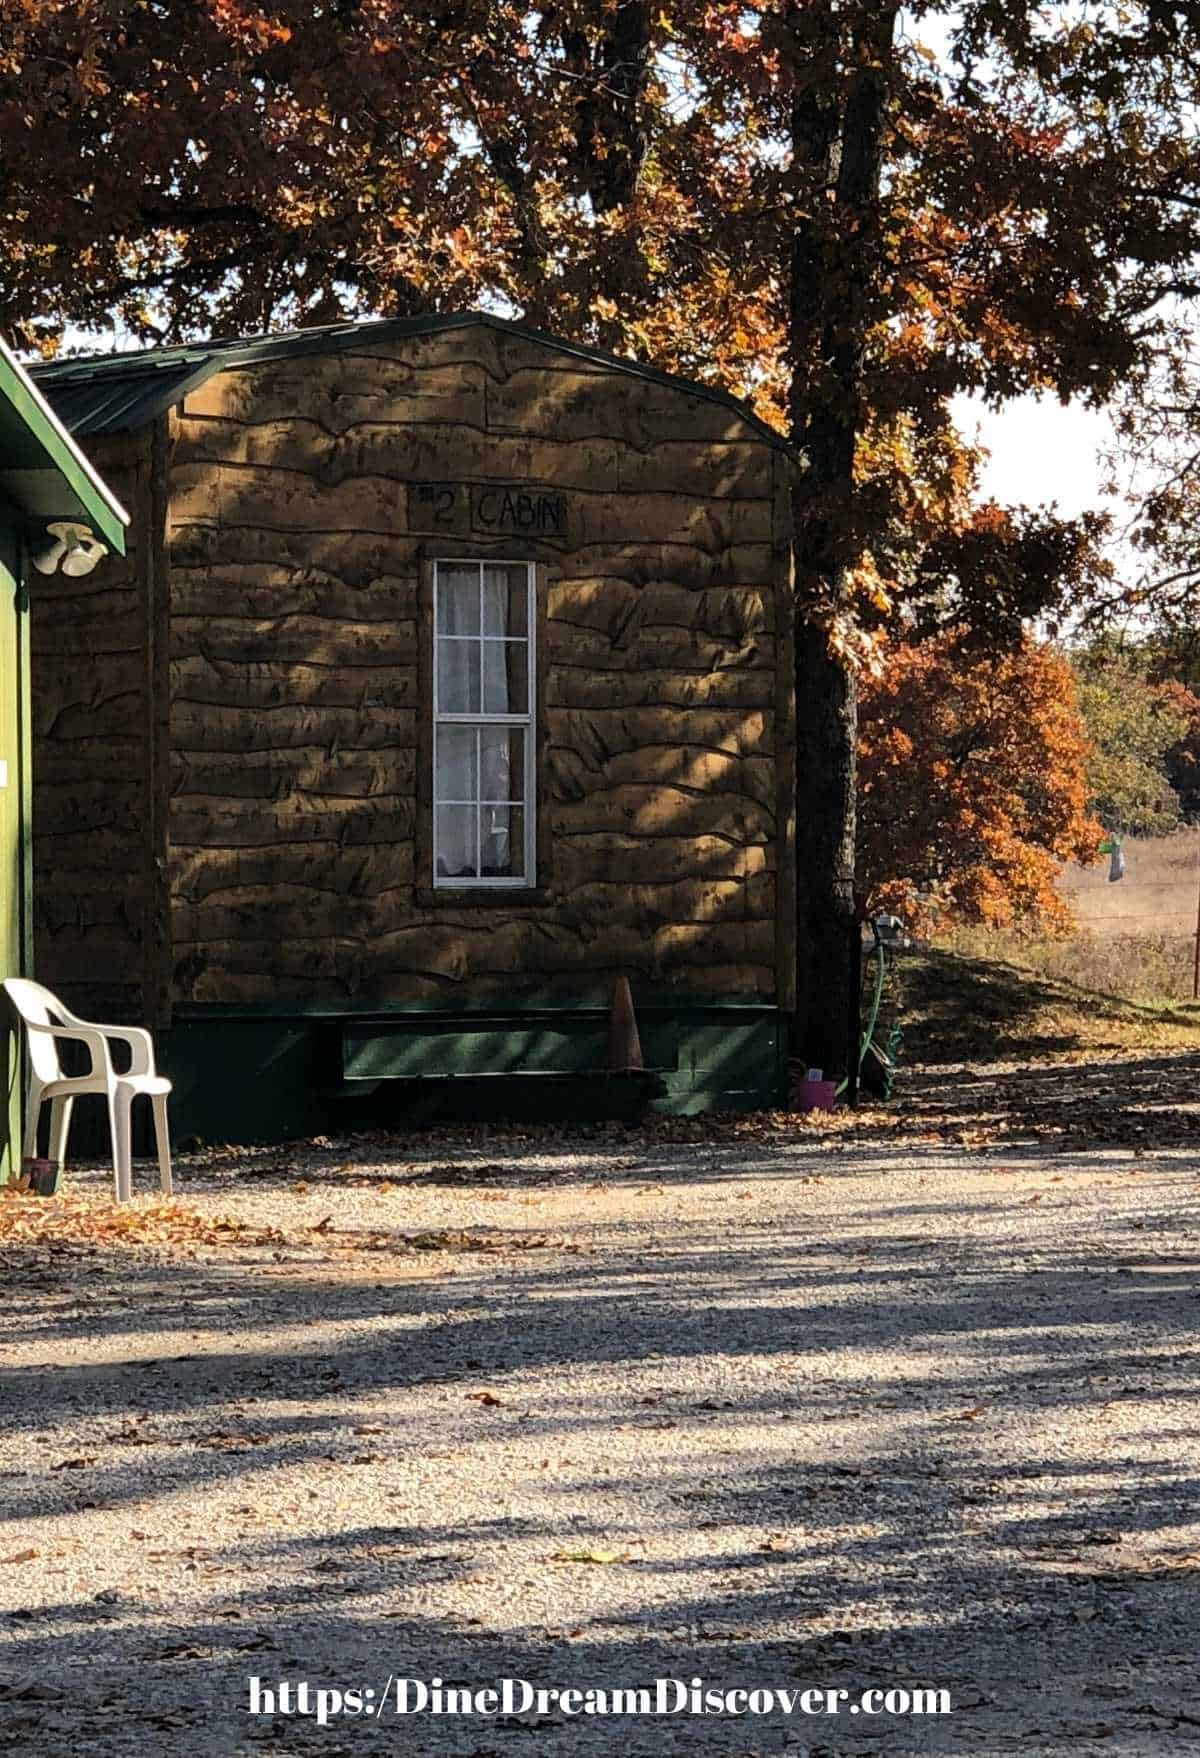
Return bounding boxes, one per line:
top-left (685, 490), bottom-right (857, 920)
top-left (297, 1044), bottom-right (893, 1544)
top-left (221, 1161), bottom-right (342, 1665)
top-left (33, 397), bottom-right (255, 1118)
top-left (436, 565), bottom-right (526, 880)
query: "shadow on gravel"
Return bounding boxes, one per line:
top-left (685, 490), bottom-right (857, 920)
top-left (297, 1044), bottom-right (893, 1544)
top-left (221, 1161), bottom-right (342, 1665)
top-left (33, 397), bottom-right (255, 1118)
top-left (1, 1204), bottom-right (1197, 1499)
top-left (2, 1519), bottom-right (1197, 1754)
top-left (3, 1073), bottom-right (1200, 1753)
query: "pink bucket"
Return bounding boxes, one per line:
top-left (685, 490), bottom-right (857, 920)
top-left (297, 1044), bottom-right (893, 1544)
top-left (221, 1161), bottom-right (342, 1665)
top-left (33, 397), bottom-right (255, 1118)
top-left (795, 1077), bottom-right (838, 1113)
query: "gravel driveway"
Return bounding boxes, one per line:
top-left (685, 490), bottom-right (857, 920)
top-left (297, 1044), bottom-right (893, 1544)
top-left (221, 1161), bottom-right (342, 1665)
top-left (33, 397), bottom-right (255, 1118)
top-left (2, 1062), bottom-right (1199, 1757)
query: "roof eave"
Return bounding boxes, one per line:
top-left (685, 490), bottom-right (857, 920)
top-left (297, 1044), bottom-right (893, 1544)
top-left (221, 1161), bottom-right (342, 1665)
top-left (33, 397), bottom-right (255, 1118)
top-left (0, 339), bottom-right (129, 551)
top-left (31, 310), bottom-right (793, 456)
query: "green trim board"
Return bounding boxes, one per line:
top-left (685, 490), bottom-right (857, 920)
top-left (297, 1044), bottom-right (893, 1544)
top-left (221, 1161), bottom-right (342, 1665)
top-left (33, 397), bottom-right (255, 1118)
top-left (0, 339), bottom-right (128, 551)
top-left (15, 533), bottom-right (32, 988)
top-left (169, 992), bottom-right (779, 1021)
top-left (31, 310), bottom-right (793, 455)
top-left (0, 530), bottom-right (24, 1179)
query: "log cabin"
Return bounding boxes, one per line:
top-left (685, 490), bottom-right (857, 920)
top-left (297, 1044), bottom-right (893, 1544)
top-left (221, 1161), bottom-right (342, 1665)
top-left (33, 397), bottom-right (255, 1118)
top-left (30, 312), bottom-right (796, 1143)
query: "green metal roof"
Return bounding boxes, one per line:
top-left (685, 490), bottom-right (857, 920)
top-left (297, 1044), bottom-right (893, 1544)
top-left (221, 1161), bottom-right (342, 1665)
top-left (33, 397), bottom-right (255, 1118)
top-left (0, 339), bottom-right (128, 552)
top-left (31, 310), bottom-right (788, 452)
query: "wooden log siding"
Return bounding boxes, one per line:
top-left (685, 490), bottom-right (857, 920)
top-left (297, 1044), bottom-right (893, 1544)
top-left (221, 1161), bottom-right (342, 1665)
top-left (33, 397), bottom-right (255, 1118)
top-left (167, 326), bottom-right (789, 1007)
top-left (31, 428), bottom-right (156, 1021)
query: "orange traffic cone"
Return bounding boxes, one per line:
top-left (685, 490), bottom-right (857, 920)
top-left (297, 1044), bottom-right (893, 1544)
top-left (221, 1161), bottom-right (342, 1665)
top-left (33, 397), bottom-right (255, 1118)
top-left (606, 976), bottom-right (644, 1072)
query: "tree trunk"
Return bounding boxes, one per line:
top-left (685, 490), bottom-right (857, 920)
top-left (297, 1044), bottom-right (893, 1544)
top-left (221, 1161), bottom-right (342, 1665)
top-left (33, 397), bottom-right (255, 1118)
top-left (786, 3), bottom-right (896, 1080)
top-left (792, 622), bottom-right (859, 1075)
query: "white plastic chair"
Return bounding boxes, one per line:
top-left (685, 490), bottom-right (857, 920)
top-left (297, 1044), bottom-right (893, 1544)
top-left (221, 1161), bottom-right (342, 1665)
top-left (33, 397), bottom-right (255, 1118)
top-left (2, 977), bottom-right (172, 1204)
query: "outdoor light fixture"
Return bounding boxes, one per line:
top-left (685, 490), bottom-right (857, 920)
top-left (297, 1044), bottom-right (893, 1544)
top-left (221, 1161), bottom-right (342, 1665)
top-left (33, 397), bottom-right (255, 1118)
top-left (31, 520), bottom-right (108, 577)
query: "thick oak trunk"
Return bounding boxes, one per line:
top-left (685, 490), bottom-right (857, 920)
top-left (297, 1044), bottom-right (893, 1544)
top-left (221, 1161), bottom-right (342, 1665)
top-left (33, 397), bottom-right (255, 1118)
top-left (786, 4), bottom-right (895, 1081)
top-left (792, 619), bottom-right (858, 1075)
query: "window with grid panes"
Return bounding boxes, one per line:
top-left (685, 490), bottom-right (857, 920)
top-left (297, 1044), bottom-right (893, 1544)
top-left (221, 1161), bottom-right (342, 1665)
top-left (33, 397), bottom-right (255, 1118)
top-left (432, 560), bottom-right (535, 887)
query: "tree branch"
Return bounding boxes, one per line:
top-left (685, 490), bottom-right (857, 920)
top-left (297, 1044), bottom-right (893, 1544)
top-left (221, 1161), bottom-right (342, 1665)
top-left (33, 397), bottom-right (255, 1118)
top-left (136, 201), bottom-right (267, 229)
top-left (562, 2), bottom-right (651, 214)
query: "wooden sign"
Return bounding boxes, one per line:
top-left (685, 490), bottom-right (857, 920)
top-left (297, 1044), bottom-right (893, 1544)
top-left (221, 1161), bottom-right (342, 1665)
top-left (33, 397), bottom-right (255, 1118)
top-left (408, 481), bottom-right (567, 539)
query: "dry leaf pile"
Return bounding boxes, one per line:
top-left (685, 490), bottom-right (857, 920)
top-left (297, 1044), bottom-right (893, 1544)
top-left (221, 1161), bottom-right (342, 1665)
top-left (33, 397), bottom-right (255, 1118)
top-left (327, 1225), bottom-right (580, 1257)
top-left (0, 1187), bottom-right (282, 1253)
top-left (0, 1186), bottom-right (580, 1280)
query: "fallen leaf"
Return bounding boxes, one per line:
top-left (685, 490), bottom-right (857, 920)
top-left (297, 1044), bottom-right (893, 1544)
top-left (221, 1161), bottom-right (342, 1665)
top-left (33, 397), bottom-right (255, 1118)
top-left (195, 1431), bottom-right (271, 1451)
top-left (549, 1547), bottom-right (630, 1565)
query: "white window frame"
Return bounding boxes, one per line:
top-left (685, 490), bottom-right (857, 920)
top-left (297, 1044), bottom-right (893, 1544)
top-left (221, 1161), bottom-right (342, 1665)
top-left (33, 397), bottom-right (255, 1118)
top-left (432, 558), bottom-right (536, 889)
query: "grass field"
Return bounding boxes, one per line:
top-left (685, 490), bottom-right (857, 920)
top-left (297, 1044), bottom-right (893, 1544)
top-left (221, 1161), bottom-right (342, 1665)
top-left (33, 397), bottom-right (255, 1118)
top-left (1062, 827), bottom-right (1200, 969)
top-left (904, 832), bottom-right (1200, 1063)
top-left (900, 940), bottom-right (1200, 1064)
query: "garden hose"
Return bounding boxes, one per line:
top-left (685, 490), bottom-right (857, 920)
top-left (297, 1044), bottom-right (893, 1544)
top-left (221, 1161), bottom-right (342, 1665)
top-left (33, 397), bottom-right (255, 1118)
top-left (836, 936), bottom-right (891, 1098)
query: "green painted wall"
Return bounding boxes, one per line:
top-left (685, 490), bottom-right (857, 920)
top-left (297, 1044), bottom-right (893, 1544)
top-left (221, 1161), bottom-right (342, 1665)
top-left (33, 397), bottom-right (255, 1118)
top-left (147, 999), bottom-right (788, 1147)
top-left (0, 524), bottom-right (31, 1179)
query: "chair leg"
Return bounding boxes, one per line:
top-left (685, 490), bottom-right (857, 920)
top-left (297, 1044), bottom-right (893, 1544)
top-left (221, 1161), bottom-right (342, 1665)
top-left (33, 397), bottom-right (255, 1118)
top-left (21, 1080), bottom-right (44, 1163)
top-left (151, 1094), bottom-right (172, 1197)
top-left (48, 1096), bottom-right (74, 1170)
top-left (108, 1088), bottom-right (133, 1203)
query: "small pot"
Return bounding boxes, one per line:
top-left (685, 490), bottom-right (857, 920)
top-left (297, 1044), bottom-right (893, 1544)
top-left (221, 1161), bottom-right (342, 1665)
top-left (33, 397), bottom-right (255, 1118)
top-left (21, 1157), bottom-right (62, 1196)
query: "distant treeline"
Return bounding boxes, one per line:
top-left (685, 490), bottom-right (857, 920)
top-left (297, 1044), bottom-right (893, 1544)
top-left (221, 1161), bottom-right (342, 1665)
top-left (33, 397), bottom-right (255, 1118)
top-left (1071, 637), bottom-right (1200, 835)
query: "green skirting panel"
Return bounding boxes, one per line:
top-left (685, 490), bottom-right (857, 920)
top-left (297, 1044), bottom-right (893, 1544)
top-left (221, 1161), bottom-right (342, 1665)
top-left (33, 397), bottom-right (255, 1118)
top-left (150, 998), bottom-right (789, 1147)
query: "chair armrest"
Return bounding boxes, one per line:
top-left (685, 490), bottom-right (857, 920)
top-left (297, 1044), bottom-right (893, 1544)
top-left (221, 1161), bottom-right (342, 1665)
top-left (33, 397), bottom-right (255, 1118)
top-left (93, 1026), bottom-right (155, 1077)
top-left (24, 1020), bottom-right (113, 1079)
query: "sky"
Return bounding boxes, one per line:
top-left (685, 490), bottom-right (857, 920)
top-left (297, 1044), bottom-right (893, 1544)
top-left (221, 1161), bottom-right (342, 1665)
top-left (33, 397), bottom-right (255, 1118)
top-left (955, 393), bottom-right (1151, 601)
top-left (954, 394), bottom-right (1115, 521)
top-left (919, 7), bottom-right (1138, 558)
